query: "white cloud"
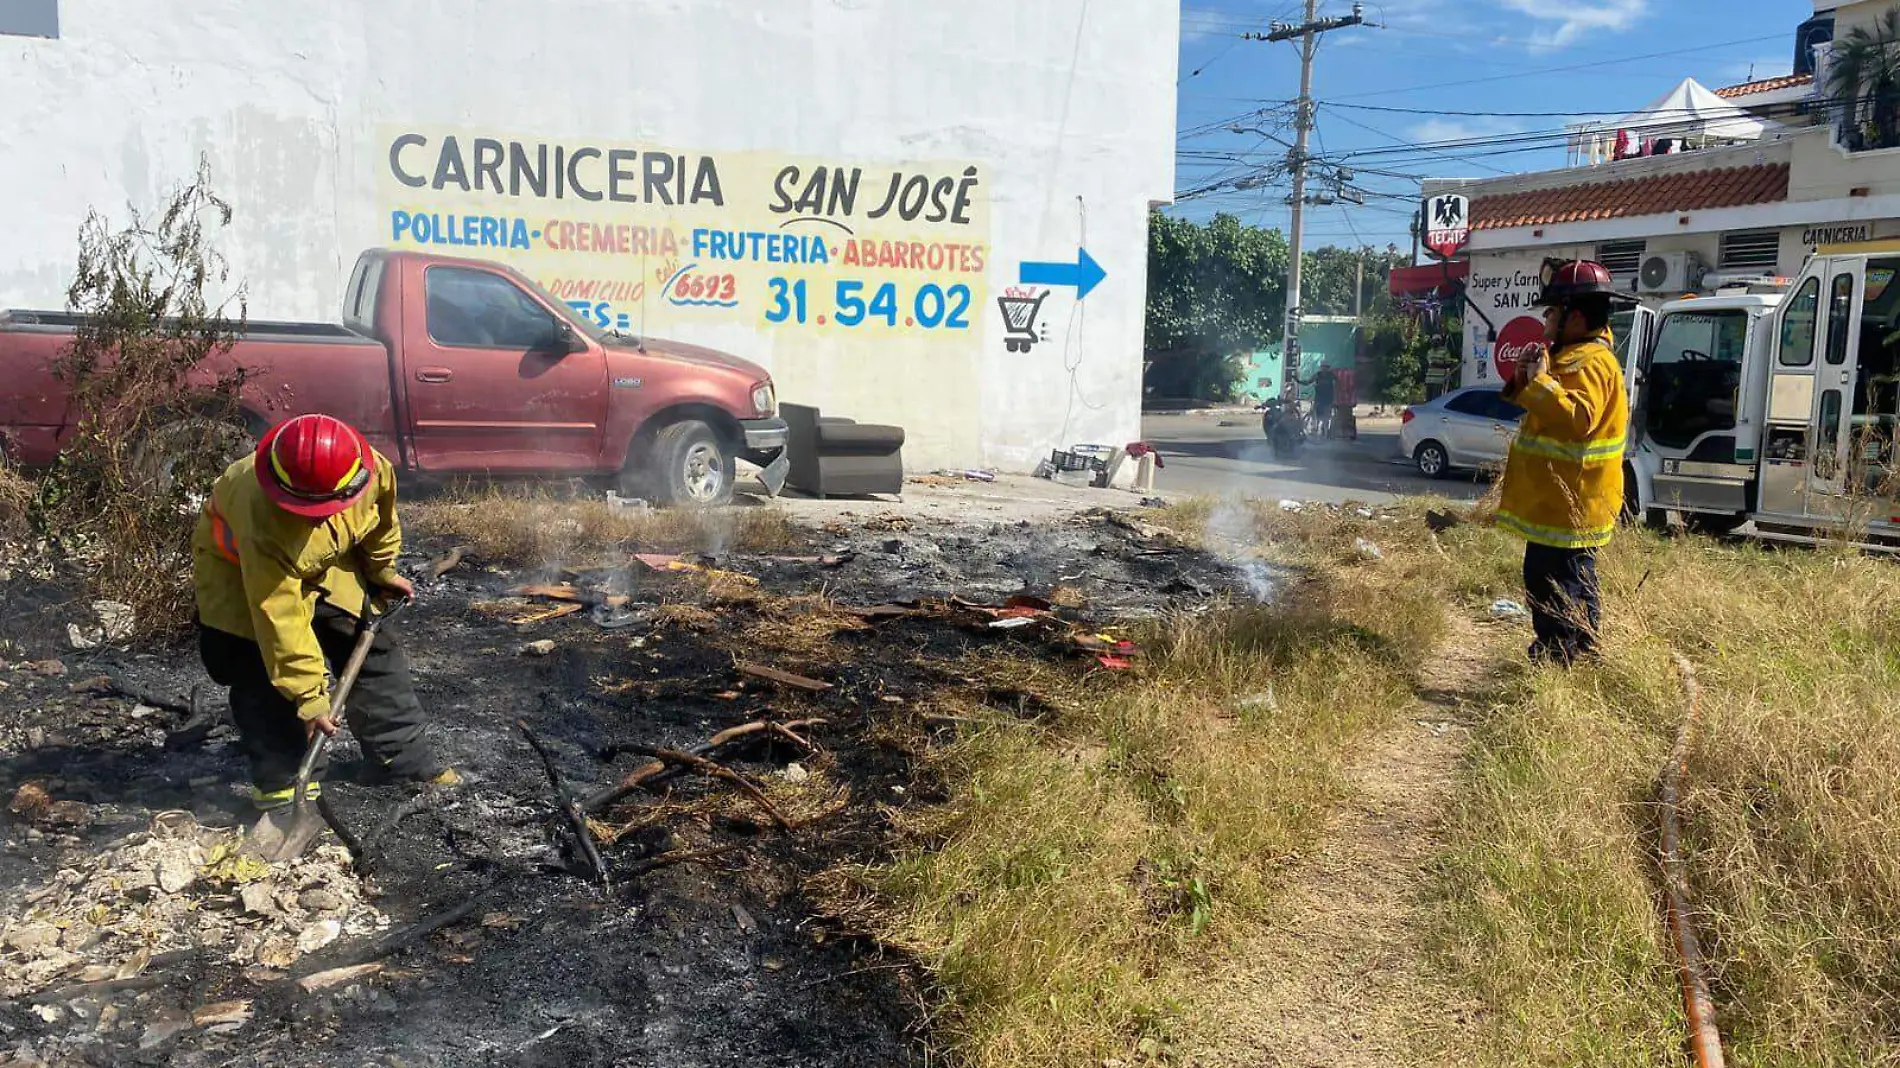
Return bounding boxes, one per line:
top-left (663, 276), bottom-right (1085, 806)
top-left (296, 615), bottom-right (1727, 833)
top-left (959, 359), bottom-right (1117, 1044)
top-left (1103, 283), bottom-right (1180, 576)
top-left (1368, 0), bottom-right (1451, 30)
top-left (1491, 0), bottom-right (1652, 49)
top-left (1408, 116), bottom-right (1526, 143)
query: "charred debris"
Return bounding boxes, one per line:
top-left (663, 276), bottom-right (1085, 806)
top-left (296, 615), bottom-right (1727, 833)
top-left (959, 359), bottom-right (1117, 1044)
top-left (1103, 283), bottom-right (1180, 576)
top-left (0, 505), bottom-right (1262, 1066)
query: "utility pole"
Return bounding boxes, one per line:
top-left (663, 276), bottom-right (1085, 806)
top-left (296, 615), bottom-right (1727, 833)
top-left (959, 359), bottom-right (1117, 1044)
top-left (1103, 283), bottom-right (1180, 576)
top-left (1248, 1), bottom-right (1365, 379)
top-left (1353, 252), bottom-right (1364, 320)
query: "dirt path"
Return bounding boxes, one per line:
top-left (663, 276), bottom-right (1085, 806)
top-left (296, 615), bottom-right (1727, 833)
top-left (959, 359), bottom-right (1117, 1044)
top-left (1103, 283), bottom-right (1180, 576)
top-left (1185, 617), bottom-right (1497, 1067)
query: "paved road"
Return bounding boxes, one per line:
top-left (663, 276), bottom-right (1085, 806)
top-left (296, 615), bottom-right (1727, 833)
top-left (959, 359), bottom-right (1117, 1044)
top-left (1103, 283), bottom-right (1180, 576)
top-left (1140, 411), bottom-right (1493, 504)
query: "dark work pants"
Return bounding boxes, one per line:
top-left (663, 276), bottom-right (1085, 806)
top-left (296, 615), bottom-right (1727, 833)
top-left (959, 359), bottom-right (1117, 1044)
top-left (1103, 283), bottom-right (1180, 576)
top-left (197, 604), bottom-right (439, 794)
top-left (1522, 543), bottom-right (1601, 666)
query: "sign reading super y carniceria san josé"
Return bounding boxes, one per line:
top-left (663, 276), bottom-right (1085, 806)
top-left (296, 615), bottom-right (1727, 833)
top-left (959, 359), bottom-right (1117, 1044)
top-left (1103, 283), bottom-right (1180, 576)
top-left (376, 127), bottom-right (992, 341)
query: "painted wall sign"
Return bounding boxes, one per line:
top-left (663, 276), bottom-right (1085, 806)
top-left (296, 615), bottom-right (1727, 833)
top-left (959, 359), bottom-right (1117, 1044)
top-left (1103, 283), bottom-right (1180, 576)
top-left (1463, 253), bottom-right (1549, 385)
top-left (1801, 223), bottom-right (1872, 246)
top-left (377, 127), bottom-right (992, 341)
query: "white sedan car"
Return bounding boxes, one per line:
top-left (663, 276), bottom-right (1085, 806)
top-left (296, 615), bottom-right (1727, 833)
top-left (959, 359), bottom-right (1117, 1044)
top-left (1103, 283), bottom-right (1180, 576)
top-left (1399, 386), bottom-right (1525, 478)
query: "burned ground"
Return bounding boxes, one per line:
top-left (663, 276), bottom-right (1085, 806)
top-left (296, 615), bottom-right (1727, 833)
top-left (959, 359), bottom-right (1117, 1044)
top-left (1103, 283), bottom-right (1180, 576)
top-left (0, 507), bottom-right (1257, 1067)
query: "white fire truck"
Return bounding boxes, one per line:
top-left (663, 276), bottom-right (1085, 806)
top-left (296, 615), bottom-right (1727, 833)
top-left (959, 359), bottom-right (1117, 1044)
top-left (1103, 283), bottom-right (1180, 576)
top-left (1624, 240), bottom-right (1900, 544)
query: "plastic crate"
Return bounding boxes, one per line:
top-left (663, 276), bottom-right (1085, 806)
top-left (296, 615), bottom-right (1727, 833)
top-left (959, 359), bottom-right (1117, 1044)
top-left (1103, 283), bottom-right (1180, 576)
top-left (1049, 449), bottom-right (1107, 474)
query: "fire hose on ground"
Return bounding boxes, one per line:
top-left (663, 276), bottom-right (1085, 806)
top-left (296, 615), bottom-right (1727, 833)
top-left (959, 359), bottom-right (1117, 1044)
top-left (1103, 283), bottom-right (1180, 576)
top-left (1663, 654), bottom-right (1726, 1068)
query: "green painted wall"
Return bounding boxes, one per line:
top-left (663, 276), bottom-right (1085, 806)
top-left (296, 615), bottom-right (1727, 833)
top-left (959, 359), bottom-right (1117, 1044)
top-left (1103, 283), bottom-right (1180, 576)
top-left (1240, 319), bottom-right (1360, 403)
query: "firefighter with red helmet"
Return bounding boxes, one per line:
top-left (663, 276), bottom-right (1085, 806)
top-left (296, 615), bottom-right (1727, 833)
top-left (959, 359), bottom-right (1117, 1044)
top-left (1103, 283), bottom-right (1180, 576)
top-left (192, 413), bottom-right (456, 809)
top-left (1497, 259), bottom-right (1635, 665)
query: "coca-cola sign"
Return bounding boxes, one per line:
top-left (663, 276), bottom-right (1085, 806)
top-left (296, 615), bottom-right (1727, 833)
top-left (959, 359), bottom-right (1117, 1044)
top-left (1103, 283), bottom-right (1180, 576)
top-left (1493, 315), bottom-right (1546, 380)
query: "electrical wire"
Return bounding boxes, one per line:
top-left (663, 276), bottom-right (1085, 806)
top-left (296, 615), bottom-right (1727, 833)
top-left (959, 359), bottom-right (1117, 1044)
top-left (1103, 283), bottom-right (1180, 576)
top-left (1320, 32), bottom-right (1787, 102)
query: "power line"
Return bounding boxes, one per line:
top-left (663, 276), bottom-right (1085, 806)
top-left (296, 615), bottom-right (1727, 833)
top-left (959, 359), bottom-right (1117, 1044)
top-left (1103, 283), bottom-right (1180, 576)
top-left (1322, 32), bottom-right (1786, 102)
top-left (1320, 107), bottom-right (1517, 176)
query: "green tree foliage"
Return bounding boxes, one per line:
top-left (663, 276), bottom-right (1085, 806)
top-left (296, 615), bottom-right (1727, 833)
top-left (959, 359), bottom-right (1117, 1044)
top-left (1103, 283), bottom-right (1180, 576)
top-left (1144, 212), bottom-right (1289, 401)
top-left (1826, 6), bottom-right (1900, 149)
top-left (1143, 211), bottom-right (1452, 403)
top-left (37, 161), bottom-right (251, 636)
top-left (1297, 245), bottom-right (1412, 318)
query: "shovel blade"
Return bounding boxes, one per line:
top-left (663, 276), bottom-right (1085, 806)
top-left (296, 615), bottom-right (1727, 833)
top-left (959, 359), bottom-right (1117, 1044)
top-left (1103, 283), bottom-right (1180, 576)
top-left (239, 804), bottom-right (326, 863)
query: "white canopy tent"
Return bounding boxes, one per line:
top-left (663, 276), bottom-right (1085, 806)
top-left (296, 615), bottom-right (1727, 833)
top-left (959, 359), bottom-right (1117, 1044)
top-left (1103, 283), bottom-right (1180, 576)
top-left (1569, 78), bottom-right (1781, 165)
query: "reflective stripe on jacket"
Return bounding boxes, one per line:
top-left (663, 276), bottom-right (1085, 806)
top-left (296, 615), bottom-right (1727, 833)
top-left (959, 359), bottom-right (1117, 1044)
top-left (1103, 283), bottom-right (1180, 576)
top-left (191, 450), bottom-right (403, 720)
top-left (1497, 330), bottom-right (1628, 550)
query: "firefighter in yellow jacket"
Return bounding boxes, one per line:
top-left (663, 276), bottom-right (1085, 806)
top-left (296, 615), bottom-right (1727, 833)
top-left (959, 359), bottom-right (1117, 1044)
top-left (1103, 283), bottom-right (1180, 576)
top-left (1497, 260), bottom-right (1633, 665)
top-left (193, 413), bottom-right (455, 809)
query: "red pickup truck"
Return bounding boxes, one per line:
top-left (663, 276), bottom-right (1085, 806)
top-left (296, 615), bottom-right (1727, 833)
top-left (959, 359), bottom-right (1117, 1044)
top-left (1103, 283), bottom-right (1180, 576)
top-left (0, 249), bottom-right (788, 506)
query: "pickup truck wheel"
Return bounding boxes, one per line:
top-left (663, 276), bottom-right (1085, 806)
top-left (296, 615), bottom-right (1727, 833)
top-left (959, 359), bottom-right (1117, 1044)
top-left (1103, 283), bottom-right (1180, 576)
top-left (133, 416), bottom-right (256, 501)
top-left (638, 420), bottom-right (735, 508)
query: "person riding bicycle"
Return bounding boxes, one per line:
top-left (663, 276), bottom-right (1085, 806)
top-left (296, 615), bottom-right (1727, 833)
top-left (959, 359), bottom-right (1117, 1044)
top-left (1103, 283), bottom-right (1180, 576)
top-left (1294, 363), bottom-right (1337, 438)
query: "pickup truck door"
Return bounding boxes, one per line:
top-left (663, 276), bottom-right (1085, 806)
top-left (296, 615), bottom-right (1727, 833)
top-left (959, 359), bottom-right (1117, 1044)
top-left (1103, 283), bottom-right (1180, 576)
top-left (402, 265), bottom-right (609, 472)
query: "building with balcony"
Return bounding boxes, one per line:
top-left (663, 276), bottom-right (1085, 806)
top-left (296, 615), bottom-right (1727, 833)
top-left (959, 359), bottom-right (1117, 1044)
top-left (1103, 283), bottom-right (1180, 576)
top-left (1420, 0), bottom-right (1900, 388)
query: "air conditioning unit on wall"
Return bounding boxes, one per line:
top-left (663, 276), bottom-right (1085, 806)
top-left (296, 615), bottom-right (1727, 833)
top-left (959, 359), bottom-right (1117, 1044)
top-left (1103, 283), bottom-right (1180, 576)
top-left (1638, 250), bottom-right (1707, 293)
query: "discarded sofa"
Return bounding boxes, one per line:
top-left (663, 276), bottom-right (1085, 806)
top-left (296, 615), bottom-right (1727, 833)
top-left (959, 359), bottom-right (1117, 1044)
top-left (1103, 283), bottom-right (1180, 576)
top-left (782, 402), bottom-right (905, 499)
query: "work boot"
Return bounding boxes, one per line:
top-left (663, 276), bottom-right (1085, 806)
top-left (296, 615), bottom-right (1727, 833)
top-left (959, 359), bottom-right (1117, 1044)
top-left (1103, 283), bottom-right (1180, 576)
top-left (251, 781), bottom-right (321, 812)
top-left (358, 763), bottom-right (463, 788)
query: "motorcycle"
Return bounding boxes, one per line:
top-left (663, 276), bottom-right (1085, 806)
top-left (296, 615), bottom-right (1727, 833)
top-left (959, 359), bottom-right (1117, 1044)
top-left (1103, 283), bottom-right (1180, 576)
top-left (1258, 397), bottom-right (1305, 459)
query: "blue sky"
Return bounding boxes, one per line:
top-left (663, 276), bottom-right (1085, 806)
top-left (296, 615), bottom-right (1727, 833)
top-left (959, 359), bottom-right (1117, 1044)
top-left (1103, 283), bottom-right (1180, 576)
top-left (1173, 0), bottom-right (1815, 248)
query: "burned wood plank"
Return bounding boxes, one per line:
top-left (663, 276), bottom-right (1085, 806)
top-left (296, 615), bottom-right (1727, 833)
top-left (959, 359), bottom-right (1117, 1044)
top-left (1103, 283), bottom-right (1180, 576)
top-left (839, 603), bottom-right (925, 622)
top-left (735, 661), bottom-right (832, 693)
top-left (507, 583), bottom-right (632, 609)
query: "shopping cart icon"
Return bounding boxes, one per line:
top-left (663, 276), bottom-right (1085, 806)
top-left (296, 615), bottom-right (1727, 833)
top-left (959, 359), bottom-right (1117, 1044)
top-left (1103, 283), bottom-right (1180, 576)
top-left (997, 292), bottom-right (1049, 353)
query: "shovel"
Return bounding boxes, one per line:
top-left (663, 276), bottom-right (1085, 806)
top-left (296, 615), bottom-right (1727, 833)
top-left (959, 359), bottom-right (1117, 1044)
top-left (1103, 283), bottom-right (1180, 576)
top-left (241, 596), bottom-right (408, 863)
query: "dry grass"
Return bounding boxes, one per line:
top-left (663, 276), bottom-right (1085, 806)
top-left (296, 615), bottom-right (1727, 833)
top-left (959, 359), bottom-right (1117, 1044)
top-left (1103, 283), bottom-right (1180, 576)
top-left (837, 495), bottom-right (1900, 1066)
top-left (1368, 514), bottom-right (1900, 1065)
top-left (404, 485), bottom-right (798, 566)
top-left (818, 499), bottom-right (1445, 1067)
top-left (0, 461), bottom-right (30, 540)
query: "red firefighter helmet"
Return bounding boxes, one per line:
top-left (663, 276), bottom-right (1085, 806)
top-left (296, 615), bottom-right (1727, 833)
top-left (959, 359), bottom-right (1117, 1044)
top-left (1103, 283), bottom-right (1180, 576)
top-left (1535, 259), bottom-right (1637, 306)
top-left (254, 414), bottom-right (375, 519)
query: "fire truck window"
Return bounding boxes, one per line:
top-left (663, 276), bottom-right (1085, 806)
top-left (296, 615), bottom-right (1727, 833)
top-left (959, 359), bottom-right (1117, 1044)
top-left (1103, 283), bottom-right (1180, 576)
top-left (1817, 389), bottom-right (1842, 480)
top-left (1643, 311), bottom-right (1749, 450)
top-left (1852, 258), bottom-right (1900, 470)
top-left (1610, 309), bottom-right (1635, 369)
top-left (1825, 273), bottom-right (1855, 366)
top-left (1778, 276), bottom-right (1819, 367)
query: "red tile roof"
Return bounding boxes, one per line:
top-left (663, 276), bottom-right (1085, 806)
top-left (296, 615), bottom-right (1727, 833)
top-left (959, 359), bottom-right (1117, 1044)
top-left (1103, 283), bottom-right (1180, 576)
top-left (1714, 72), bottom-right (1813, 98)
top-left (1469, 162), bottom-right (1790, 231)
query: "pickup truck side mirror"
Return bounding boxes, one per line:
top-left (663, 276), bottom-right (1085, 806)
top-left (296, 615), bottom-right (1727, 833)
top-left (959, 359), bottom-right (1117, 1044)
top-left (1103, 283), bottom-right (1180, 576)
top-left (552, 320), bottom-right (582, 355)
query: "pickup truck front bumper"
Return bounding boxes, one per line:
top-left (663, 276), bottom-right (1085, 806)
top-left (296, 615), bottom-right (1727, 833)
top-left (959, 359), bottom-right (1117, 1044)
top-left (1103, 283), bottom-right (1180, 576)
top-left (742, 417), bottom-right (789, 452)
top-left (740, 417), bottom-right (790, 497)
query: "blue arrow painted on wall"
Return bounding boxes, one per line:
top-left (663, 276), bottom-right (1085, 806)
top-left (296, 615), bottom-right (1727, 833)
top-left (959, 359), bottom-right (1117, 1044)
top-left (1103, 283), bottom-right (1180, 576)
top-left (1019, 248), bottom-right (1106, 299)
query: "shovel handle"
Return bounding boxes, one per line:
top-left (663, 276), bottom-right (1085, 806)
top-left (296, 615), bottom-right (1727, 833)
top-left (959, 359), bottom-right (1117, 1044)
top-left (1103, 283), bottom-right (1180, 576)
top-left (289, 596), bottom-right (409, 814)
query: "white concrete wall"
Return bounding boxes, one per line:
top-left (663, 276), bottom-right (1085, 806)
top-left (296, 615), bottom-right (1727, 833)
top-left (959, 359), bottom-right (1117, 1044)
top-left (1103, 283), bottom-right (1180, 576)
top-left (0, 0), bottom-right (1179, 473)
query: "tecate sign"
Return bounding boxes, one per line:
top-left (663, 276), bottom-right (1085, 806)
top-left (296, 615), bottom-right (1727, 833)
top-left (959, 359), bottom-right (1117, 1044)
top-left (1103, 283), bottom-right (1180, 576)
top-left (1424, 193), bottom-right (1470, 259)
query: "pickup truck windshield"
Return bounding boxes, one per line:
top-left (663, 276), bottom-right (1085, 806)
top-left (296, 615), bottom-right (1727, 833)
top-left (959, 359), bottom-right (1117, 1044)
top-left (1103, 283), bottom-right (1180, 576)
top-left (1644, 309), bottom-right (1750, 450)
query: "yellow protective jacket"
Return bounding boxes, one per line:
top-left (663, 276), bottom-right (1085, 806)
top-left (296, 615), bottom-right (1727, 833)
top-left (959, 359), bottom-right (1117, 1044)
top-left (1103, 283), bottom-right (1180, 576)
top-left (192, 450), bottom-right (403, 720)
top-left (1497, 329), bottom-right (1628, 550)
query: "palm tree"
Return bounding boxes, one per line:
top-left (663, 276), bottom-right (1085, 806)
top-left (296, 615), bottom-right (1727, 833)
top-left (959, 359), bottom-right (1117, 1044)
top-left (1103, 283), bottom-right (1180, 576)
top-left (1827, 6), bottom-right (1900, 150)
